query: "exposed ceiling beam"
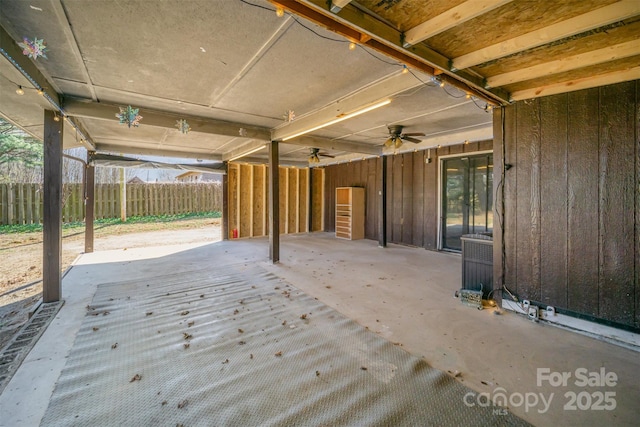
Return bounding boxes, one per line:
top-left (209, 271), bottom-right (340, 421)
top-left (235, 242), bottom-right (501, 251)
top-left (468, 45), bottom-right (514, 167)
top-left (486, 39), bottom-right (640, 88)
top-left (222, 139), bottom-right (267, 161)
top-left (0, 24), bottom-right (96, 150)
top-left (271, 0), bottom-right (509, 104)
top-left (452, 0), bottom-right (640, 70)
top-left (314, 125), bottom-right (493, 166)
top-left (96, 143), bottom-right (223, 161)
top-left (92, 153), bottom-right (227, 174)
top-left (233, 156), bottom-right (309, 168)
top-left (72, 119), bottom-right (98, 151)
top-left (510, 65), bottom-right (640, 101)
top-left (272, 71), bottom-right (420, 141)
top-left (329, 0), bottom-right (352, 13)
top-left (66, 98), bottom-right (378, 156)
top-left (403, 0), bottom-right (513, 47)
top-left (287, 135), bottom-right (381, 156)
top-left (0, 25), bottom-right (59, 108)
top-left (63, 98), bottom-right (272, 140)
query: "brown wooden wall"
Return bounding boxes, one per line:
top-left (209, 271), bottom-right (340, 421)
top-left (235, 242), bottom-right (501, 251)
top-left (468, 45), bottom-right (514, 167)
top-left (228, 163), bottom-right (324, 239)
top-left (493, 80), bottom-right (640, 330)
top-left (323, 140), bottom-right (493, 248)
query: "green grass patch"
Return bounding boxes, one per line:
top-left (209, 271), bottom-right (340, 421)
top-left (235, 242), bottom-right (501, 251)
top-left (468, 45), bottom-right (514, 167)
top-left (0, 211), bottom-right (221, 234)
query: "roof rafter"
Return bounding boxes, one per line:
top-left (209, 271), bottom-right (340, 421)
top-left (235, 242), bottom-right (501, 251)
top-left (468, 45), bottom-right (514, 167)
top-left (329, 0), bottom-right (352, 13)
top-left (510, 65), bottom-right (640, 101)
top-left (452, 0), bottom-right (640, 70)
top-left (486, 39), bottom-right (640, 88)
top-left (403, 0), bottom-right (513, 48)
top-left (270, 0), bottom-right (509, 104)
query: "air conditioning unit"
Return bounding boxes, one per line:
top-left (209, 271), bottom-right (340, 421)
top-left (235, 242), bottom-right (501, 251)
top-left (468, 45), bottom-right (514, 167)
top-left (461, 234), bottom-right (493, 299)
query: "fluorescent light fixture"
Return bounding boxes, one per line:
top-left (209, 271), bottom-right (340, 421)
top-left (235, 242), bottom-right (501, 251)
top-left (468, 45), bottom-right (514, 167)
top-left (282, 99), bottom-right (391, 141)
top-left (227, 145), bottom-right (266, 162)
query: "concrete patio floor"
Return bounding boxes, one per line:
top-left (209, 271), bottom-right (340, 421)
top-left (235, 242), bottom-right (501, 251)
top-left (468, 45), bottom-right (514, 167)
top-left (0, 233), bottom-right (638, 426)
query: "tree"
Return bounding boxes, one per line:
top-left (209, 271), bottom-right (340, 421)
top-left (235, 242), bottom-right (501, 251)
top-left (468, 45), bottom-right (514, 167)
top-left (63, 147), bottom-right (85, 184)
top-left (0, 134), bottom-right (43, 167)
top-left (0, 120), bottom-right (43, 167)
top-left (0, 118), bottom-right (43, 183)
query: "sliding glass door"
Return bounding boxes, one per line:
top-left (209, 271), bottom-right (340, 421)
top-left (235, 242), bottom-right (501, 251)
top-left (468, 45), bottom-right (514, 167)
top-left (442, 154), bottom-right (493, 251)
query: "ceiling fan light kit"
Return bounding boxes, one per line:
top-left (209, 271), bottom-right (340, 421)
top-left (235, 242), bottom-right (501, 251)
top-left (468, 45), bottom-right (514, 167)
top-left (384, 125), bottom-right (425, 150)
top-left (308, 147), bottom-right (335, 164)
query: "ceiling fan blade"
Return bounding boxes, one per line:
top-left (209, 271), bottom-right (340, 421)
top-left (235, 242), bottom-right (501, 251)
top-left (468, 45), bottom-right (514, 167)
top-left (384, 137), bottom-right (394, 148)
top-left (402, 132), bottom-right (426, 137)
top-left (319, 153), bottom-right (335, 158)
top-left (402, 136), bottom-right (422, 144)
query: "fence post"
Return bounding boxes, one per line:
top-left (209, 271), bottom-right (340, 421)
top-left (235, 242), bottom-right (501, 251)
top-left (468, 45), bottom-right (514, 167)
top-left (1, 184), bottom-right (5, 224)
top-left (35, 184), bottom-right (42, 223)
top-left (7, 183), bottom-right (14, 225)
top-left (0, 181), bottom-right (224, 225)
top-left (120, 168), bottom-right (126, 222)
top-left (85, 151), bottom-right (95, 253)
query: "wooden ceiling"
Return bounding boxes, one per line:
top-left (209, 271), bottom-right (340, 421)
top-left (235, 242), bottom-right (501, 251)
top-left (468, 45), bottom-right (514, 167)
top-left (272, 0), bottom-right (640, 104)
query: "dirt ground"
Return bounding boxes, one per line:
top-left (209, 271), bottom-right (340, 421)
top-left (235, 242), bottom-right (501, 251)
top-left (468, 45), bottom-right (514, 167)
top-left (0, 218), bottom-right (222, 349)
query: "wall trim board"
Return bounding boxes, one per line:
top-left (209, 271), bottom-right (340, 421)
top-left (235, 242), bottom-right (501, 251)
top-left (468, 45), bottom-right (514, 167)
top-left (502, 300), bottom-right (640, 351)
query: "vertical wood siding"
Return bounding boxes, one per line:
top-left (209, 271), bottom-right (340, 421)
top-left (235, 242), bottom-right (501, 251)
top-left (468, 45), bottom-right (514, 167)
top-left (566, 89), bottom-right (599, 317)
top-left (495, 80), bottom-right (639, 329)
top-left (323, 141), bottom-right (492, 249)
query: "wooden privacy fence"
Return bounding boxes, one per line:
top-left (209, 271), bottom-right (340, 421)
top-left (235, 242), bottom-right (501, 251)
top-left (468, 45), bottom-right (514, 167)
top-left (0, 182), bottom-right (222, 225)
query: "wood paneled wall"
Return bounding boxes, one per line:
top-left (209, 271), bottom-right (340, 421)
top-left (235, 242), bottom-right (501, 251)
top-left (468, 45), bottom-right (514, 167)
top-left (227, 163), bottom-right (324, 239)
top-left (323, 140), bottom-right (492, 248)
top-left (324, 157), bottom-right (381, 240)
top-left (494, 80), bottom-right (639, 329)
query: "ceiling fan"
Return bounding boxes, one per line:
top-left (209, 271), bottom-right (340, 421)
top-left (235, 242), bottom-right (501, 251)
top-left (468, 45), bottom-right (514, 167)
top-left (384, 125), bottom-right (425, 149)
top-left (309, 147), bottom-right (335, 163)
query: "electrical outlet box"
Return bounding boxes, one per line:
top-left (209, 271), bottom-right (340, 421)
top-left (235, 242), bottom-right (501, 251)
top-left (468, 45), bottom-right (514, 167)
top-left (528, 306), bottom-right (539, 322)
top-left (542, 306), bottom-right (556, 319)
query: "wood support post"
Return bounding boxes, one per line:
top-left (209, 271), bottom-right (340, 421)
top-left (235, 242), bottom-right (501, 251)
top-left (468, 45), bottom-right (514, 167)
top-left (308, 167), bottom-right (313, 232)
top-left (249, 165), bottom-right (254, 237)
top-left (378, 155), bottom-right (387, 248)
top-left (120, 167), bottom-right (126, 222)
top-left (43, 110), bottom-right (63, 302)
top-left (85, 151), bottom-right (95, 253)
top-left (262, 165), bottom-right (267, 235)
top-left (268, 141), bottom-right (280, 263)
top-left (222, 162), bottom-right (229, 240)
